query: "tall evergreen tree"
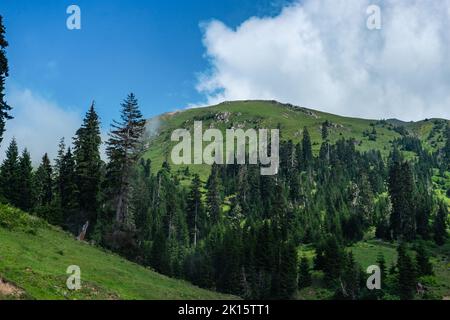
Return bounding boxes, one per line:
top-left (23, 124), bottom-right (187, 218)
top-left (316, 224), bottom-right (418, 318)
top-left (298, 256), bottom-right (312, 289)
top-left (17, 148), bottom-right (34, 211)
top-left (186, 174), bottom-right (204, 246)
top-left (73, 103), bottom-right (102, 231)
top-left (443, 124), bottom-right (450, 169)
top-left (388, 152), bottom-right (416, 240)
top-left (0, 15), bottom-right (12, 146)
top-left (106, 93), bottom-right (146, 225)
top-left (59, 148), bottom-right (78, 231)
top-left (0, 138), bottom-right (20, 205)
top-left (33, 153), bottom-right (58, 223)
top-left (206, 164), bottom-right (222, 224)
top-left (277, 241), bottom-right (298, 299)
top-left (415, 243), bottom-right (433, 277)
top-left (301, 127), bottom-right (312, 170)
top-left (396, 243), bottom-right (417, 300)
top-left (433, 202), bottom-right (448, 246)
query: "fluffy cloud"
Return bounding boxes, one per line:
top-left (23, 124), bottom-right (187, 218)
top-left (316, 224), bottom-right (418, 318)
top-left (0, 88), bottom-right (82, 165)
top-left (196, 0), bottom-right (450, 121)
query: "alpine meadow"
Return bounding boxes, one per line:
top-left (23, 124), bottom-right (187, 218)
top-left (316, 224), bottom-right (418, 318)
top-left (0, 1), bottom-right (449, 305)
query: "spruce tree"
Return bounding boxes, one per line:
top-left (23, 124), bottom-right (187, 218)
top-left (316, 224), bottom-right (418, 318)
top-left (322, 236), bottom-right (344, 286)
top-left (444, 124), bottom-right (450, 169)
top-left (376, 252), bottom-right (386, 285)
top-left (59, 148), bottom-right (78, 231)
top-left (298, 256), bottom-right (312, 289)
top-left (17, 148), bottom-right (34, 211)
top-left (433, 202), bottom-right (448, 246)
top-left (206, 164), bottom-right (222, 224)
top-left (0, 138), bottom-right (20, 205)
top-left (278, 241), bottom-right (298, 299)
top-left (388, 152), bottom-right (416, 240)
top-left (33, 153), bottom-right (57, 223)
top-left (106, 93), bottom-right (146, 224)
top-left (0, 15), bottom-right (12, 146)
top-left (301, 127), bottom-right (312, 169)
top-left (396, 243), bottom-right (417, 300)
top-left (186, 174), bottom-right (204, 246)
top-left (73, 103), bottom-right (102, 230)
top-left (340, 252), bottom-right (361, 300)
top-left (415, 243), bottom-right (433, 277)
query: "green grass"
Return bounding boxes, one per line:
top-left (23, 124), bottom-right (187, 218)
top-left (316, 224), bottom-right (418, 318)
top-left (296, 239), bottom-right (450, 300)
top-left (0, 204), bottom-right (237, 300)
top-left (143, 100), bottom-right (449, 179)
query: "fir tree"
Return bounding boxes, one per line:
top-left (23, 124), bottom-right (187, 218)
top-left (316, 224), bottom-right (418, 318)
top-left (376, 252), bottom-right (387, 285)
top-left (277, 241), bottom-right (298, 299)
top-left (444, 124), bottom-right (450, 169)
top-left (186, 174), bottom-right (204, 246)
top-left (106, 93), bottom-right (146, 224)
top-left (73, 102), bottom-right (102, 231)
top-left (415, 243), bottom-right (433, 277)
top-left (298, 256), bottom-right (312, 289)
top-left (396, 243), bottom-right (417, 300)
top-left (301, 127), bottom-right (312, 170)
top-left (433, 202), bottom-right (448, 246)
top-left (59, 148), bottom-right (78, 231)
top-left (339, 252), bottom-right (361, 300)
top-left (388, 152), bottom-right (416, 240)
top-left (0, 138), bottom-right (20, 205)
top-left (34, 153), bottom-right (57, 223)
top-left (17, 148), bottom-right (34, 211)
top-left (206, 164), bottom-right (222, 224)
top-left (0, 15), bottom-right (12, 146)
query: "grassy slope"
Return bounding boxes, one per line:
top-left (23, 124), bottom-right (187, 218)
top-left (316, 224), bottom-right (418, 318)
top-left (297, 240), bottom-right (450, 300)
top-left (143, 100), bottom-right (449, 178)
top-left (0, 205), bottom-right (236, 300)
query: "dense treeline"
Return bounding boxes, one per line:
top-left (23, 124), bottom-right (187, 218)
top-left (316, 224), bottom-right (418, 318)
top-left (0, 14), bottom-right (449, 300)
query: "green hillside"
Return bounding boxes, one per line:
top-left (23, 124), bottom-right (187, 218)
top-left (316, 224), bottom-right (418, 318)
top-left (143, 100), bottom-right (449, 178)
top-left (0, 204), bottom-right (237, 300)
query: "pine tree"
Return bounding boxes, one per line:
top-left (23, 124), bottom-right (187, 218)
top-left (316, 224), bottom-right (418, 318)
top-left (186, 174), bottom-right (204, 246)
top-left (73, 102), bottom-right (102, 231)
top-left (388, 152), bottom-right (416, 240)
top-left (322, 237), bottom-right (344, 286)
top-left (433, 202), bottom-right (447, 246)
top-left (206, 164), bottom-right (222, 224)
top-left (277, 241), bottom-right (298, 299)
top-left (0, 15), bottom-right (12, 146)
top-left (106, 93), bottom-right (146, 225)
top-left (339, 252), bottom-right (361, 300)
top-left (301, 127), bottom-right (312, 170)
top-left (444, 124), bottom-right (450, 170)
top-left (415, 243), bottom-right (433, 277)
top-left (17, 148), bottom-right (34, 211)
top-left (33, 153), bottom-right (57, 223)
top-left (59, 148), bottom-right (78, 231)
top-left (298, 256), bottom-right (312, 289)
top-left (396, 243), bottom-right (417, 300)
top-left (0, 138), bottom-right (20, 205)
top-left (376, 252), bottom-right (386, 284)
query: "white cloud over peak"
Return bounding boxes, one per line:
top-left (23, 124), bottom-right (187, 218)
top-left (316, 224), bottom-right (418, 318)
top-left (0, 88), bottom-right (82, 165)
top-left (196, 0), bottom-right (450, 121)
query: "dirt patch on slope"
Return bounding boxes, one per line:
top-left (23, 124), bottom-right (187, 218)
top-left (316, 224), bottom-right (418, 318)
top-left (0, 278), bottom-right (24, 298)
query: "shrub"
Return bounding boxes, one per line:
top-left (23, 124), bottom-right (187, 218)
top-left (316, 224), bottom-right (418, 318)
top-left (0, 204), bottom-right (47, 233)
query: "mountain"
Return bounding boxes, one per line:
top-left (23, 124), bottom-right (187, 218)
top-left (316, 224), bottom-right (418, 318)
top-left (142, 100), bottom-right (449, 177)
top-left (0, 204), bottom-right (237, 300)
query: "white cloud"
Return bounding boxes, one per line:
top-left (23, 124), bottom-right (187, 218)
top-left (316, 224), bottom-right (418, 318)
top-left (0, 88), bottom-right (82, 165)
top-left (195, 0), bottom-right (450, 121)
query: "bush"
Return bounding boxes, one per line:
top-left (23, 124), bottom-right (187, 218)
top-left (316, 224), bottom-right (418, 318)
top-left (0, 204), bottom-right (47, 233)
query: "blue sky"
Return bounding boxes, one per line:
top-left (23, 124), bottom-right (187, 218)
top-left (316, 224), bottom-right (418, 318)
top-left (1, 0), bottom-right (450, 162)
top-left (0, 0), bottom-right (292, 125)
